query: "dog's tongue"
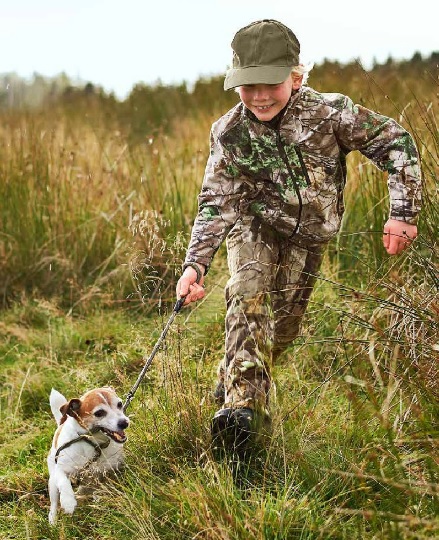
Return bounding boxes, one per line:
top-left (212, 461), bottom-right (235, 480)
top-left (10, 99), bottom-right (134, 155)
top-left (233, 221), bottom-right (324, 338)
top-left (100, 427), bottom-right (127, 443)
top-left (113, 430), bottom-right (126, 442)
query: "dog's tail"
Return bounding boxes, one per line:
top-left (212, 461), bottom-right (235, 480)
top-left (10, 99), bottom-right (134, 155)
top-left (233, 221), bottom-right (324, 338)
top-left (50, 388), bottom-right (67, 425)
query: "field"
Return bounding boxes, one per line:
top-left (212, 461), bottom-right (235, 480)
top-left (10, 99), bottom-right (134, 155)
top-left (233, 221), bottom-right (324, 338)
top-left (0, 56), bottom-right (438, 539)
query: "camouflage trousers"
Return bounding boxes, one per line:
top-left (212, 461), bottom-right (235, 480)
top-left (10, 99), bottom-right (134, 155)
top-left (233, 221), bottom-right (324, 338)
top-left (217, 215), bottom-right (325, 413)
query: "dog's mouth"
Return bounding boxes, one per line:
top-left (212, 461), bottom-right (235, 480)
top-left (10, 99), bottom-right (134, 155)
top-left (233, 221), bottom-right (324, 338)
top-left (100, 428), bottom-right (127, 444)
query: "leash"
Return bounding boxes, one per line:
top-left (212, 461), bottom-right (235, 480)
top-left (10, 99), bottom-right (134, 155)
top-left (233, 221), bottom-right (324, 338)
top-left (123, 295), bottom-right (187, 412)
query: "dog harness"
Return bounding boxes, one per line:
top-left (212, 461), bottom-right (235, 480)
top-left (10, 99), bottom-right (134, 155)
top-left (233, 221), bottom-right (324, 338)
top-left (54, 428), bottom-right (111, 464)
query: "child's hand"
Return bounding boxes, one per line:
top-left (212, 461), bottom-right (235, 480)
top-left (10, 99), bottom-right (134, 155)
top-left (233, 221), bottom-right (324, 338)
top-left (383, 219), bottom-right (417, 255)
top-left (176, 264), bottom-right (206, 306)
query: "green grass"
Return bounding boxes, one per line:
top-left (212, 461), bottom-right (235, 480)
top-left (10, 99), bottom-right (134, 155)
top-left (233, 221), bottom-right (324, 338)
top-left (1, 247), bottom-right (438, 539)
top-left (0, 60), bottom-right (438, 539)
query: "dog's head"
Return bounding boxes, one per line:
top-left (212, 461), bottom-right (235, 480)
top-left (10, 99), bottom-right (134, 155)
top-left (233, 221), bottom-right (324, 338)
top-left (60, 387), bottom-right (129, 443)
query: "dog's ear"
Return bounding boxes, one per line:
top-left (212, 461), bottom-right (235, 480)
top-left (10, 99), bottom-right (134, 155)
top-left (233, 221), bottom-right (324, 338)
top-left (59, 398), bottom-right (82, 423)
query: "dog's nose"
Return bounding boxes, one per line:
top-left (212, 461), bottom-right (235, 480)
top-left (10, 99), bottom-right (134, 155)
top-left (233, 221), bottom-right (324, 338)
top-left (118, 419), bottom-right (129, 430)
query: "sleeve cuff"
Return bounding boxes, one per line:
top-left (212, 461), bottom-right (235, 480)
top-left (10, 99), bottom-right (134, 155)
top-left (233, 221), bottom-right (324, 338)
top-left (389, 212), bottom-right (418, 225)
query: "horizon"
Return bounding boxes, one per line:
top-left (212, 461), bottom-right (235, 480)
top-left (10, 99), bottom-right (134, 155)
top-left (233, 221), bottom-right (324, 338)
top-left (2, 0), bottom-right (438, 99)
top-left (1, 50), bottom-right (436, 101)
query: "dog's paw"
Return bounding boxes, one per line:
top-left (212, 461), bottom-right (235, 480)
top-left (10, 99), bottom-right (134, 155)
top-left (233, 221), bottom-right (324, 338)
top-left (60, 493), bottom-right (77, 515)
top-left (48, 509), bottom-right (57, 525)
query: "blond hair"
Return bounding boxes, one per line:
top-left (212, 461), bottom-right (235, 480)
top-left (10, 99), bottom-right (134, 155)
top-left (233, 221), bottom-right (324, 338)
top-left (291, 62), bottom-right (314, 84)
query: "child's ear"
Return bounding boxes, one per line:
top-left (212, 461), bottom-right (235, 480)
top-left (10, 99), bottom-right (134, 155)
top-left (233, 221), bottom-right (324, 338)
top-left (291, 74), bottom-right (303, 90)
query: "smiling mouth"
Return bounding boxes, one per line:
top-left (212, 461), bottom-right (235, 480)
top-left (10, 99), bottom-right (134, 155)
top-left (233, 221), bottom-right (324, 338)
top-left (255, 104), bottom-right (273, 111)
top-left (100, 427), bottom-right (127, 443)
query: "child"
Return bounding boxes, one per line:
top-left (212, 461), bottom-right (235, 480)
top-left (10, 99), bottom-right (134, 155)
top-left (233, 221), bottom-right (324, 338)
top-left (176, 19), bottom-right (421, 450)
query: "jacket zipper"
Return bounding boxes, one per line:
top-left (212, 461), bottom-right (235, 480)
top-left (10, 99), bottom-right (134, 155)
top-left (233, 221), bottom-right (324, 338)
top-left (294, 144), bottom-right (311, 187)
top-left (275, 131), bottom-right (311, 187)
top-left (276, 131), bottom-right (309, 237)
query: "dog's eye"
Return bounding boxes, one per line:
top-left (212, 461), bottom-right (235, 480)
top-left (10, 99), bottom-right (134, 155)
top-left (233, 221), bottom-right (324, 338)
top-left (94, 409), bottom-right (107, 418)
top-left (117, 401), bottom-right (123, 409)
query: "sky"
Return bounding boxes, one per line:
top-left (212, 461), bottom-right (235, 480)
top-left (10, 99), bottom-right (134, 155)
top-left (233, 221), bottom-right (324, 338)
top-left (1, 0), bottom-right (437, 99)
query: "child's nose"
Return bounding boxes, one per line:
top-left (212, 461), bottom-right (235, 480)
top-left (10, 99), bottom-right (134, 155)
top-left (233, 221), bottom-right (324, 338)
top-left (253, 86), bottom-right (269, 100)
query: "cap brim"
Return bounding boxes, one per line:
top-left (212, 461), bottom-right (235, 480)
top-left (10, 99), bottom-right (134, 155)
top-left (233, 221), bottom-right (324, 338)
top-left (224, 65), bottom-right (292, 90)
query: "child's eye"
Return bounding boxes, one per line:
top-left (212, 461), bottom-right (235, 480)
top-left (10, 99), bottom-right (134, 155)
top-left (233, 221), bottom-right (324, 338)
top-left (94, 409), bottom-right (107, 418)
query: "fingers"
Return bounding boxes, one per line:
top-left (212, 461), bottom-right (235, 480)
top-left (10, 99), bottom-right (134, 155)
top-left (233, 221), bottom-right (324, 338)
top-left (382, 225), bottom-right (391, 251)
top-left (177, 280), bottom-right (205, 306)
top-left (383, 229), bottom-right (399, 255)
top-left (182, 282), bottom-right (205, 306)
top-left (176, 275), bottom-right (189, 299)
top-left (383, 229), bottom-right (415, 255)
top-left (176, 267), bottom-right (206, 307)
top-left (383, 219), bottom-right (418, 256)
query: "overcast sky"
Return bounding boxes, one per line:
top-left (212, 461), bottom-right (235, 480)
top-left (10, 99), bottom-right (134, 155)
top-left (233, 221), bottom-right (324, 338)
top-left (1, 0), bottom-right (437, 98)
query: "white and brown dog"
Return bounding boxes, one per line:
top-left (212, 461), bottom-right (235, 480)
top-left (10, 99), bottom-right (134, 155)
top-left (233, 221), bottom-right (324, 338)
top-left (47, 387), bottom-right (129, 524)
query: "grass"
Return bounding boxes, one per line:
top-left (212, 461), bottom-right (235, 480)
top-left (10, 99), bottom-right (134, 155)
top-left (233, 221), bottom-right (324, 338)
top-left (0, 60), bottom-right (438, 538)
top-left (1, 245), bottom-right (437, 539)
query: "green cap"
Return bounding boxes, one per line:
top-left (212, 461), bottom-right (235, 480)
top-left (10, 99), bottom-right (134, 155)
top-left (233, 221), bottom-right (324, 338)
top-left (224, 19), bottom-right (300, 91)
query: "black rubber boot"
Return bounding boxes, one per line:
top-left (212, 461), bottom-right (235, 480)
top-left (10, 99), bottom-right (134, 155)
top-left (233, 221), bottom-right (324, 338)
top-left (211, 407), bottom-right (255, 453)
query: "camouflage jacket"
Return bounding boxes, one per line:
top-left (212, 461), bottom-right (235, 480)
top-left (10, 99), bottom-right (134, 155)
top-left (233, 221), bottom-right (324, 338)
top-left (185, 86), bottom-right (421, 271)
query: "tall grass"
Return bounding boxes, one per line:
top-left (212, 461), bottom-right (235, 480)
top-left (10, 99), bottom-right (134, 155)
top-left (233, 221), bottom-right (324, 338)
top-left (0, 58), bottom-right (437, 538)
top-left (0, 57), bottom-right (436, 310)
top-left (0, 111), bottom-right (211, 310)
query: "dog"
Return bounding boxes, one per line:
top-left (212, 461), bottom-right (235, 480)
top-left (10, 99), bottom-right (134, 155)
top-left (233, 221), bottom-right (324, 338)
top-left (47, 387), bottom-right (129, 524)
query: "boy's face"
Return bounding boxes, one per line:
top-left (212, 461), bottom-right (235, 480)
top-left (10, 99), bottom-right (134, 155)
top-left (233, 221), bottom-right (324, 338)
top-left (237, 75), bottom-right (300, 121)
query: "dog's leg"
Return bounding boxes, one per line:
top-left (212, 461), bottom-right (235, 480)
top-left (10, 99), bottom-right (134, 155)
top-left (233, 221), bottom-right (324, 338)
top-left (55, 468), bottom-right (77, 517)
top-left (48, 473), bottom-right (60, 525)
